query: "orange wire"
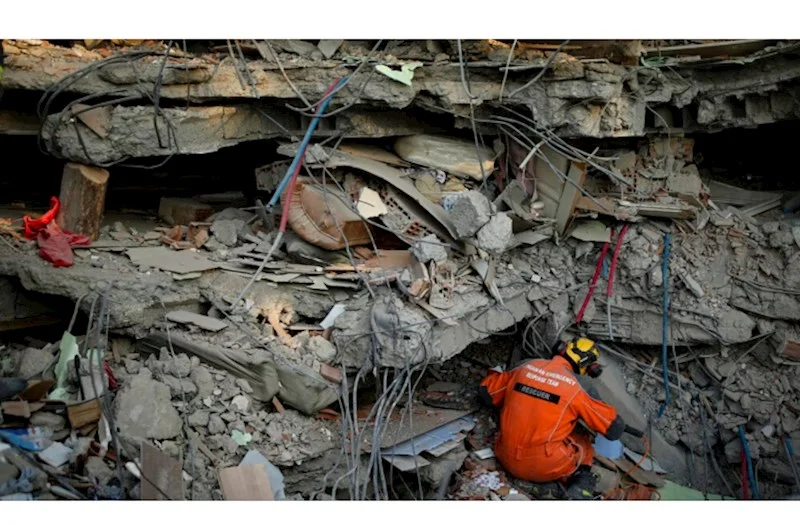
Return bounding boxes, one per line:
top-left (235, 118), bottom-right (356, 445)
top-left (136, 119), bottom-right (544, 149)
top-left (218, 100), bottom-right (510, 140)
top-left (603, 436), bottom-right (658, 500)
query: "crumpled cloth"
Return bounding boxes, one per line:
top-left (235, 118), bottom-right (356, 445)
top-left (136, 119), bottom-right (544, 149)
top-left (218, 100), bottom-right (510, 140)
top-left (23, 197), bottom-right (92, 267)
top-left (37, 222), bottom-right (91, 268)
top-left (23, 196), bottom-right (60, 240)
top-left (0, 467), bottom-right (35, 497)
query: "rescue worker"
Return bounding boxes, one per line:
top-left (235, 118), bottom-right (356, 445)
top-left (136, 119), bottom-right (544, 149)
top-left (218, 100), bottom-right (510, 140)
top-left (478, 337), bottom-right (629, 499)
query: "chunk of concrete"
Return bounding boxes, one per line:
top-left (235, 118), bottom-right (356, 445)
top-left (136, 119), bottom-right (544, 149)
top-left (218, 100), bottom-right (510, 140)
top-left (420, 445), bottom-right (469, 487)
top-left (411, 234), bottom-right (448, 264)
top-left (276, 362), bottom-right (339, 415)
top-left (17, 347), bottom-right (54, 379)
top-left (114, 372), bottom-right (182, 442)
top-left (85, 456), bottom-right (114, 486)
top-left (210, 219), bottom-right (243, 247)
top-left (304, 336), bottom-right (337, 364)
top-left (476, 213), bottom-right (513, 255)
top-left (449, 191), bottom-right (492, 238)
top-left (190, 367), bottom-right (214, 398)
top-left (166, 310), bottom-right (228, 332)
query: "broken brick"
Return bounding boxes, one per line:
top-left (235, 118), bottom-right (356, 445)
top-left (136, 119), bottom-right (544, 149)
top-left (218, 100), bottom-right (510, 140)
top-left (320, 363), bottom-right (342, 383)
top-left (158, 198), bottom-right (213, 226)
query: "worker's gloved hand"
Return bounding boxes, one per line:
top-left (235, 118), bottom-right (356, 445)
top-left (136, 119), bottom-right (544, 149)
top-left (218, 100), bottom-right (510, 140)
top-left (477, 386), bottom-right (494, 408)
top-left (624, 424), bottom-right (644, 438)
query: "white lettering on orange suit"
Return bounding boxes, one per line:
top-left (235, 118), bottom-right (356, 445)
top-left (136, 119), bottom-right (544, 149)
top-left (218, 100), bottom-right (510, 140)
top-left (524, 364), bottom-right (576, 386)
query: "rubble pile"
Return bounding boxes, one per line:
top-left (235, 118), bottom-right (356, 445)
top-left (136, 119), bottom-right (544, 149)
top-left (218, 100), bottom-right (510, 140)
top-left (2, 38), bottom-right (800, 500)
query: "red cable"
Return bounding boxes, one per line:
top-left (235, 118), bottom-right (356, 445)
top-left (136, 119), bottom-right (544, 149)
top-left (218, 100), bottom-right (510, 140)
top-left (741, 448), bottom-right (750, 500)
top-left (607, 224), bottom-right (630, 298)
top-left (277, 79), bottom-right (341, 234)
top-left (575, 231), bottom-right (614, 325)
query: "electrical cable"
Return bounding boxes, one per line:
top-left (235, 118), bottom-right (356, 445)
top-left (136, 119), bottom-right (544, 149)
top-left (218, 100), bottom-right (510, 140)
top-left (267, 78), bottom-right (346, 209)
top-left (507, 40), bottom-right (570, 99)
top-left (739, 424), bottom-right (759, 500)
top-left (575, 235), bottom-right (614, 325)
top-left (498, 39), bottom-right (518, 103)
top-left (605, 224), bottom-right (630, 340)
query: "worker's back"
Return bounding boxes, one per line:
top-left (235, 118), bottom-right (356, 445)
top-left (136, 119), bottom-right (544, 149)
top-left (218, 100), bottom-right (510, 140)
top-left (480, 343), bottom-right (624, 484)
top-left (495, 357), bottom-right (587, 449)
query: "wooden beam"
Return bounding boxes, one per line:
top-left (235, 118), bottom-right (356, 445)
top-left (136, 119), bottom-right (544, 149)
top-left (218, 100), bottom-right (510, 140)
top-left (56, 163), bottom-right (109, 241)
top-left (0, 110), bottom-right (40, 136)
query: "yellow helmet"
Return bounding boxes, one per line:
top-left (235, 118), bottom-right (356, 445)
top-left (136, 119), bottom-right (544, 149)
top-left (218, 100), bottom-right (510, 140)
top-left (561, 337), bottom-right (602, 377)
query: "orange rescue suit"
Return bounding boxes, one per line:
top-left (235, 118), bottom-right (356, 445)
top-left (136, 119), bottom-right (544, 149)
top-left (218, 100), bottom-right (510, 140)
top-left (479, 356), bottom-right (625, 483)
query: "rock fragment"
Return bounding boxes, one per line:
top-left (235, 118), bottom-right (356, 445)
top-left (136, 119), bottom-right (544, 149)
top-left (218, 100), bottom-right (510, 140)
top-left (411, 234), bottom-right (448, 263)
top-left (210, 220), bottom-right (243, 247)
top-left (449, 191), bottom-right (492, 238)
top-left (114, 372), bottom-right (182, 442)
top-left (305, 336), bottom-right (337, 363)
top-left (17, 347), bottom-right (53, 378)
top-left (188, 410), bottom-right (210, 428)
top-left (476, 213), bottom-right (513, 255)
top-left (208, 414), bottom-right (226, 434)
top-left (190, 367), bottom-right (214, 398)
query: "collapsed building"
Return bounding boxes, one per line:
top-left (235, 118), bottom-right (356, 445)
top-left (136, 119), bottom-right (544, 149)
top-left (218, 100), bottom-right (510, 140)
top-left (1, 38), bottom-right (800, 500)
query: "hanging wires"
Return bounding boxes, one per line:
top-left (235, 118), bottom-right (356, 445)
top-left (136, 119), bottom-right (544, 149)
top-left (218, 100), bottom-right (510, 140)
top-left (284, 40), bottom-right (384, 118)
top-left (499, 39), bottom-right (518, 103)
top-left (506, 40), bottom-right (570, 99)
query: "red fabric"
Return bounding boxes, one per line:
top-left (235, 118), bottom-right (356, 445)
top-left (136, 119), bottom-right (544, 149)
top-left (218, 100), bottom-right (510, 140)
top-left (23, 196), bottom-right (60, 239)
top-left (36, 222), bottom-right (91, 268)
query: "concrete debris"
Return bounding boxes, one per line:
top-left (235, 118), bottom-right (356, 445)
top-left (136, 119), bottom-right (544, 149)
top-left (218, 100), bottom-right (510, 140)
top-left (16, 347), bottom-right (54, 379)
top-left (411, 234), bottom-right (448, 264)
top-left (303, 336), bottom-right (337, 364)
top-left (449, 191), bottom-right (493, 238)
top-left (476, 213), bottom-right (513, 255)
top-left (6, 38), bottom-right (800, 501)
top-left (210, 220), bottom-right (244, 248)
top-left (114, 371), bottom-right (183, 443)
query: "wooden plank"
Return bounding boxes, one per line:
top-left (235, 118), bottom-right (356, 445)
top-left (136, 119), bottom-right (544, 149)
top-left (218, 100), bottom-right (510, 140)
top-left (20, 380), bottom-right (55, 401)
top-left (218, 464), bottom-right (274, 500)
top-left (0, 110), bottom-right (41, 136)
top-left (67, 399), bottom-right (102, 429)
top-left (644, 40), bottom-right (776, 59)
top-left (140, 443), bottom-right (184, 501)
top-left (0, 315), bottom-right (61, 333)
top-left (779, 339), bottom-right (800, 362)
top-left (612, 457), bottom-right (665, 488)
top-left (1, 401), bottom-right (32, 418)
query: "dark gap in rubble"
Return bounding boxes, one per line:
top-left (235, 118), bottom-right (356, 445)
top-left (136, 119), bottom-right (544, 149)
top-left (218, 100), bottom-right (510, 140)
top-left (693, 120), bottom-right (800, 191)
top-left (0, 135), bottom-right (288, 214)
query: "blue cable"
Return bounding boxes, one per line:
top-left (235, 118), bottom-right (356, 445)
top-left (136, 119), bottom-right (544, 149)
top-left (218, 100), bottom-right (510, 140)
top-left (739, 425), bottom-right (760, 500)
top-left (266, 77), bottom-right (349, 209)
top-left (658, 232), bottom-right (671, 418)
